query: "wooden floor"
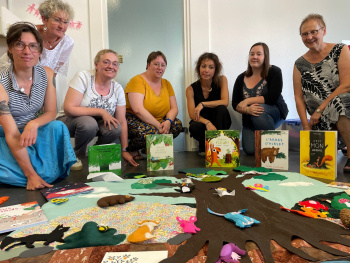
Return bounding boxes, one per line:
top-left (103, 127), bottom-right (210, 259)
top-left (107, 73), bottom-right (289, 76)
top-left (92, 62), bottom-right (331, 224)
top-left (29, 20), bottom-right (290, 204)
top-left (0, 149), bottom-right (349, 242)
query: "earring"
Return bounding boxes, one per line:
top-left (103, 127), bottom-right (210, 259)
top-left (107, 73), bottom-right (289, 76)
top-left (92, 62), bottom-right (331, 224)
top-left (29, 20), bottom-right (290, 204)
top-left (44, 25), bottom-right (47, 31)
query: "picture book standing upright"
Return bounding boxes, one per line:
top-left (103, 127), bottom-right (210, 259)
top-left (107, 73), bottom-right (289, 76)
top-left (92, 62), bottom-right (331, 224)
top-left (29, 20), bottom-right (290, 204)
top-left (205, 130), bottom-right (240, 168)
top-left (88, 143), bottom-right (121, 175)
top-left (300, 131), bottom-right (337, 180)
top-left (255, 130), bottom-right (289, 170)
top-left (146, 134), bottom-right (174, 171)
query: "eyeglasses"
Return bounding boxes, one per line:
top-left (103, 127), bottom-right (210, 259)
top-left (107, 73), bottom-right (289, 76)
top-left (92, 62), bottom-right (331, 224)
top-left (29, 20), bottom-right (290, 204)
top-left (102, 59), bottom-right (119, 68)
top-left (152, 62), bottom-right (167, 69)
top-left (13, 41), bottom-right (41, 52)
top-left (50, 17), bottom-right (70, 26)
top-left (300, 27), bottom-right (324, 38)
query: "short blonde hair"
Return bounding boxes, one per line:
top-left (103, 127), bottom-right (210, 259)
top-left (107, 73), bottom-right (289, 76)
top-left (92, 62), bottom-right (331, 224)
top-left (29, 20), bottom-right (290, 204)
top-left (299, 14), bottom-right (326, 34)
top-left (94, 49), bottom-right (118, 64)
top-left (39, 0), bottom-right (74, 20)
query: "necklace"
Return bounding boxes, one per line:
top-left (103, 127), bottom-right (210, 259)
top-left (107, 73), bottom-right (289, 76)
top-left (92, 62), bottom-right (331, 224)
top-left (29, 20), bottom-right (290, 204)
top-left (45, 39), bottom-right (53, 49)
top-left (18, 77), bottom-right (32, 93)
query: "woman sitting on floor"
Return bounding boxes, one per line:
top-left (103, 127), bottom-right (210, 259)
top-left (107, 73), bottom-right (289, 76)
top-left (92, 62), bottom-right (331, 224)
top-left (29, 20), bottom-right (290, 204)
top-left (232, 42), bottom-right (285, 156)
top-left (186, 52), bottom-right (231, 155)
top-left (0, 22), bottom-right (76, 190)
top-left (57, 49), bottom-right (138, 168)
top-left (293, 14), bottom-right (350, 172)
top-left (124, 51), bottom-right (183, 159)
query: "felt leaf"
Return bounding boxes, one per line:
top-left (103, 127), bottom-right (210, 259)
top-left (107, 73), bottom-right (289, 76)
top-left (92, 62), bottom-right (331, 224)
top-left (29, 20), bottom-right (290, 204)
top-left (202, 176), bottom-right (222, 182)
top-left (253, 173), bottom-right (288, 181)
top-left (167, 233), bottom-right (192, 245)
top-left (178, 168), bottom-right (212, 174)
top-left (206, 170), bottom-right (227, 175)
top-left (56, 221), bottom-right (125, 249)
top-left (233, 166), bottom-right (272, 172)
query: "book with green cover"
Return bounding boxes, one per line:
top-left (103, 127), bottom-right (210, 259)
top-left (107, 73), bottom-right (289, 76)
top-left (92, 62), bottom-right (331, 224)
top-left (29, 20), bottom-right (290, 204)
top-left (205, 130), bottom-right (240, 168)
top-left (88, 143), bottom-right (121, 175)
top-left (146, 134), bottom-right (174, 171)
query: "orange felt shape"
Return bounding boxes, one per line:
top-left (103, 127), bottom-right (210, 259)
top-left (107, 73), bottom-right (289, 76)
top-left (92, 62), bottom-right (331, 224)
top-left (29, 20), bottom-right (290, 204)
top-left (127, 219), bottom-right (160, 243)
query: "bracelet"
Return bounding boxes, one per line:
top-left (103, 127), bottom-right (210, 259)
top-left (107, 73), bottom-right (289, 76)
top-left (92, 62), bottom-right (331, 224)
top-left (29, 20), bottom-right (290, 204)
top-left (205, 121), bottom-right (210, 125)
top-left (166, 118), bottom-right (173, 124)
top-left (201, 102), bottom-right (205, 108)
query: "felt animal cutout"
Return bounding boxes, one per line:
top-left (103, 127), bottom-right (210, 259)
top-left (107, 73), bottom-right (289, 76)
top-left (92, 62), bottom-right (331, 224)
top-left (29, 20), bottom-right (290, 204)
top-left (98, 225), bottom-right (110, 232)
top-left (261, 147), bottom-right (279, 163)
top-left (127, 219), bottom-right (161, 243)
top-left (181, 178), bottom-right (194, 185)
top-left (176, 216), bottom-right (201, 234)
top-left (246, 183), bottom-right (269, 192)
top-left (51, 198), bottom-right (69, 205)
top-left (97, 195), bottom-right (135, 208)
top-left (215, 187), bottom-right (235, 197)
top-left (0, 224), bottom-right (70, 251)
top-left (175, 182), bottom-right (195, 193)
top-left (299, 200), bottom-right (328, 211)
top-left (207, 208), bottom-right (260, 228)
top-left (215, 243), bottom-right (246, 263)
top-left (339, 208), bottom-right (350, 228)
top-left (0, 196), bottom-right (9, 205)
top-left (280, 206), bottom-right (328, 218)
top-left (209, 143), bottom-right (222, 166)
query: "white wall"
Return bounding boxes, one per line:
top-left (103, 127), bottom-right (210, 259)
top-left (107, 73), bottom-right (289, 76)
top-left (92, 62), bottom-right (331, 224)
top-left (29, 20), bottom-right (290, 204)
top-left (186, 0), bottom-right (350, 134)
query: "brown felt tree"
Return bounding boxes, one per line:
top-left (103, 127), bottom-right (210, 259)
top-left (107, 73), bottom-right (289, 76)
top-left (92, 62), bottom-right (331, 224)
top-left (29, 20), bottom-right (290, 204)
top-left (134, 173), bottom-right (350, 262)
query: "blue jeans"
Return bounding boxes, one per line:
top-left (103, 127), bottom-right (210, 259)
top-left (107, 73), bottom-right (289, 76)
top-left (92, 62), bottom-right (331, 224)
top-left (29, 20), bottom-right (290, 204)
top-left (242, 104), bottom-right (284, 155)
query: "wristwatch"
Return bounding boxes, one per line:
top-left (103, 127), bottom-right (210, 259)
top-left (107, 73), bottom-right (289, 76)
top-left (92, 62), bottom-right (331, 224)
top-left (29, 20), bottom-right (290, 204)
top-left (122, 147), bottom-right (128, 152)
top-left (316, 108), bottom-right (323, 114)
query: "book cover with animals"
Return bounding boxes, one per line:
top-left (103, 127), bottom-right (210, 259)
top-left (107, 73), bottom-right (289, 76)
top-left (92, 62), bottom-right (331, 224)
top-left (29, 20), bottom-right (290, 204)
top-left (88, 143), bottom-right (121, 175)
top-left (0, 201), bottom-right (48, 234)
top-left (300, 131), bottom-right (337, 180)
top-left (205, 130), bottom-right (240, 168)
top-left (255, 130), bottom-right (289, 170)
top-left (146, 134), bottom-right (174, 171)
top-left (40, 182), bottom-right (94, 201)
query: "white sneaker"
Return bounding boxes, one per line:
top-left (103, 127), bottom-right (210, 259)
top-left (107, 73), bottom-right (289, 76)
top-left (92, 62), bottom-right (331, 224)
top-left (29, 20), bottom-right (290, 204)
top-left (71, 158), bottom-right (83, 171)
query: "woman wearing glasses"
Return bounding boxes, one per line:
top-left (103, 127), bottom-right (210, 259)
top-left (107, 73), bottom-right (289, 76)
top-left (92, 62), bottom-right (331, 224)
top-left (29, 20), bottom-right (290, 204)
top-left (0, 23), bottom-right (76, 190)
top-left (293, 14), bottom-right (350, 172)
top-left (0, 0), bottom-right (74, 77)
top-left (186, 52), bottom-right (231, 155)
top-left (125, 51), bottom-right (182, 160)
top-left (57, 50), bottom-right (138, 168)
top-left (232, 43), bottom-right (285, 156)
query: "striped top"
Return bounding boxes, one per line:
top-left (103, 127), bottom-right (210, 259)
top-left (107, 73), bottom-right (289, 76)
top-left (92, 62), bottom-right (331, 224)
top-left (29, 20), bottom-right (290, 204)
top-left (0, 64), bottom-right (48, 129)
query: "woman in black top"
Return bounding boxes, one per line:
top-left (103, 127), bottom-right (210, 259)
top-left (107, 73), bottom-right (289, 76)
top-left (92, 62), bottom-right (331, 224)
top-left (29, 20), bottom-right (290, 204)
top-left (232, 42), bottom-right (284, 155)
top-left (186, 52), bottom-right (231, 154)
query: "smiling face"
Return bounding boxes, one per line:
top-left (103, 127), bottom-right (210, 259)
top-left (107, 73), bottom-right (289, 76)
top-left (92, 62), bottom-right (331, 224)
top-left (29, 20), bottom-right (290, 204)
top-left (43, 10), bottom-right (70, 38)
top-left (249, 45), bottom-right (265, 69)
top-left (94, 53), bottom-right (119, 79)
top-left (300, 19), bottom-right (325, 50)
top-left (8, 32), bottom-right (41, 69)
top-left (147, 55), bottom-right (167, 79)
top-left (199, 59), bottom-right (215, 80)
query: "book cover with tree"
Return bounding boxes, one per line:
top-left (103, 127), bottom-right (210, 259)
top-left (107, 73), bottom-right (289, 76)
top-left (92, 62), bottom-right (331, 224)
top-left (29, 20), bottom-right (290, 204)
top-left (205, 130), bottom-right (240, 168)
top-left (146, 134), bottom-right (174, 171)
top-left (255, 130), bottom-right (289, 170)
top-left (300, 131), bottom-right (337, 180)
top-left (88, 144), bottom-right (121, 175)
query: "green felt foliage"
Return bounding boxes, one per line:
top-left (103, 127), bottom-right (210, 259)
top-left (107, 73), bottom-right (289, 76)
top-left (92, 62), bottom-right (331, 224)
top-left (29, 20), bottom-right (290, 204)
top-left (56, 221), bottom-right (126, 249)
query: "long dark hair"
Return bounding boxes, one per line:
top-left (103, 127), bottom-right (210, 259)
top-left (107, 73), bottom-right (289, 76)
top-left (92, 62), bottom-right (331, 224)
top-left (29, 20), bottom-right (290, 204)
top-left (195, 52), bottom-right (222, 85)
top-left (245, 42), bottom-right (270, 79)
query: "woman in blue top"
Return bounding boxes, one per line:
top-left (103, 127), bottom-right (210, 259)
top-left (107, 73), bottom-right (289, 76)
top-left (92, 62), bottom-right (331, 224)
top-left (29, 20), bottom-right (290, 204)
top-left (0, 22), bottom-right (76, 190)
top-left (232, 42), bottom-right (285, 155)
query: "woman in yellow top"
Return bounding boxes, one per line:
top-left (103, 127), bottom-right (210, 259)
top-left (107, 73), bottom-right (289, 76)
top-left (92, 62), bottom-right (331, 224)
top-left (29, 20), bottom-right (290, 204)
top-left (125, 51), bottom-right (182, 159)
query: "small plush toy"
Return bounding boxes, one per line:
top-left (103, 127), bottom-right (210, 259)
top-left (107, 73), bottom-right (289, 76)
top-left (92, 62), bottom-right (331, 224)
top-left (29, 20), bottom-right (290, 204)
top-left (215, 187), bottom-right (235, 197)
top-left (127, 219), bottom-right (161, 243)
top-left (51, 198), bottom-right (69, 205)
top-left (340, 208), bottom-right (350, 228)
top-left (207, 208), bottom-right (260, 228)
top-left (97, 195), bottom-right (135, 208)
top-left (176, 216), bottom-right (200, 234)
top-left (216, 243), bottom-right (246, 263)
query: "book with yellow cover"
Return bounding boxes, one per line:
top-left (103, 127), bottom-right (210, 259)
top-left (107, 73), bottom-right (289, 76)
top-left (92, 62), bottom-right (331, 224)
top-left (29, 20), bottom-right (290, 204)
top-left (300, 131), bottom-right (337, 180)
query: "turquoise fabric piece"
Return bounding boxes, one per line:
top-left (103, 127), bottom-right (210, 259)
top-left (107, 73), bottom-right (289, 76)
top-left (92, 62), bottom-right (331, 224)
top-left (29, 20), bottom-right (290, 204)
top-left (253, 173), bottom-right (288, 181)
top-left (243, 172), bottom-right (343, 209)
top-left (41, 177), bottom-right (195, 221)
